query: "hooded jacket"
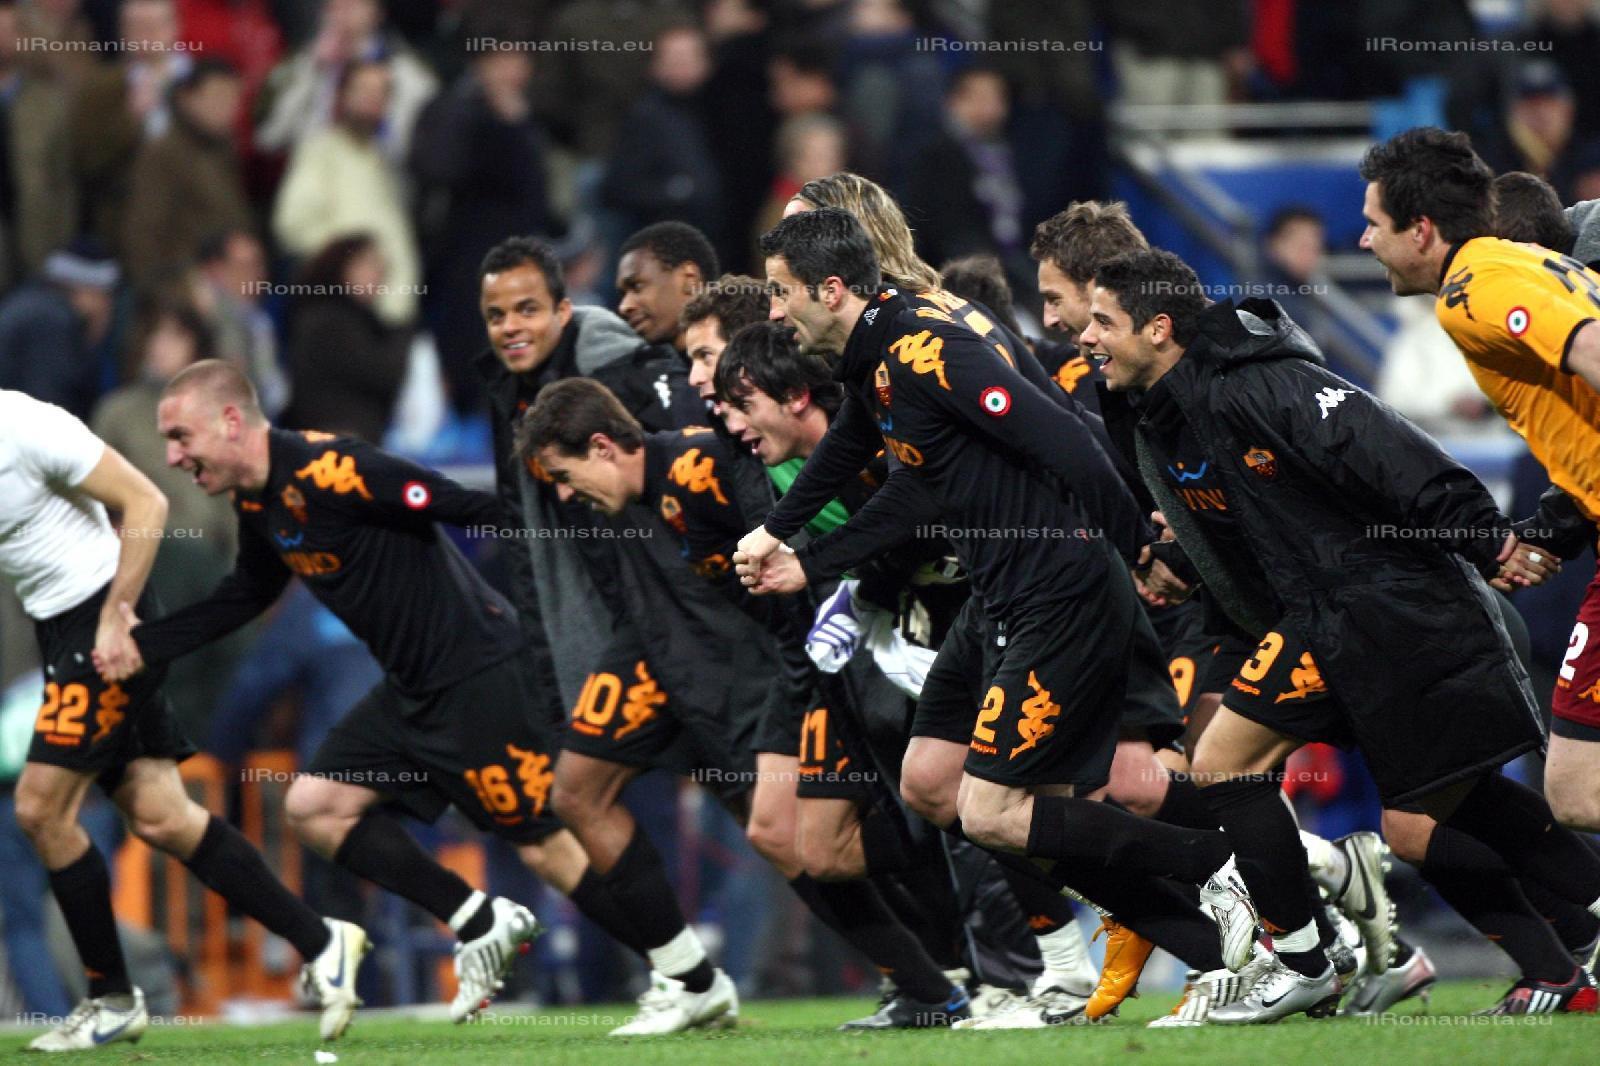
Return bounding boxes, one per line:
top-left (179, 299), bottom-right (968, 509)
top-left (1566, 199), bottom-right (1600, 269)
top-left (477, 306), bottom-right (703, 723)
top-left (1102, 299), bottom-right (1543, 802)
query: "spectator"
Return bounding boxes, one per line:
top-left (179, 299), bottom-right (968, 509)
top-left (92, 298), bottom-right (243, 727)
top-left (1263, 206), bottom-right (1327, 284)
top-left (1493, 171), bottom-right (1576, 253)
top-left (600, 24), bottom-right (725, 259)
top-left (768, 40), bottom-right (839, 121)
top-left (0, 0), bottom-right (77, 286)
top-left (835, 0), bottom-right (944, 188)
top-left (530, 0), bottom-right (683, 158)
top-left (66, 0), bottom-right (193, 248)
top-left (121, 60), bottom-right (252, 294)
top-left (905, 66), bottom-right (1029, 293)
top-left (411, 15), bottom-right (553, 414)
top-left (274, 58), bottom-right (422, 326)
top-left (702, 0), bottom-right (777, 277)
top-left (190, 229), bottom-right (287, 417)
top-left (280, 233), bottom-right (410, 442)
top-left (1476, 60), bottom-right (1577, 184)
top-left (255, 0), bottom-right (437, 162)
top-left (986, 0), bottom-right (1110, 222)
top-left (1261, 205), bottom-right (1354, 381)
top-left (615, 220), bottom-right (719, 351)
top-left (1528, 0), bottom-right (1600, 139)
top-left (1107, 0), bottom-right (1252, 112)
top-left (751, 114), bottom-right (848, 263)
top-left (91, 299), bottom-right (236, 559)
top-left (0, 237), bottom-right (117, 418)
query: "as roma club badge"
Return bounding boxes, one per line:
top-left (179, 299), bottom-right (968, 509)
top-left (281, 483), bottom-right (308, 523)
top-left (1243, 446), bottom-right (1278, 480)
top-left (875, 361), bottom-right (892, 407)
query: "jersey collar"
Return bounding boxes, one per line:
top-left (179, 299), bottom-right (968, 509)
top-left (838, 286), bottom-right (907, 383)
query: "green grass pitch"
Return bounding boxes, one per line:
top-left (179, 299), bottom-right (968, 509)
top-left (9, 981), bottom-right (1597, 1065)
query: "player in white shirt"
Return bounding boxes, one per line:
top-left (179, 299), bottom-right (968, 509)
top-left (0, 391), bottom-right (367, 1052)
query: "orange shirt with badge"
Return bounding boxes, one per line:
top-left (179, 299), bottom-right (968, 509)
top-left (1434, 236), bottom-right (1600, 520)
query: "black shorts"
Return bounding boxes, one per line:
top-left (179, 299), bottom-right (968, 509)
top-left (913, 595), bottom-right (986, 745)
top-left (796, 702), bottom-right (877, 801)
top-left (754, 676), bottom-right (807, 757)
top-left (1218, 626), bottom-right (1355, 750)
top-left (962, 568), bottom-right (1137, 791)
top-left (918, 583), bottom-right (1178, 757)
top-left (29, 584), bottom-right (196, 793)
top-left (1202, 628), bottom-right (1254, 697)
top-left (1122, 607), bottom-right (1187, 752)
top-left (307, 655), bottom-right (564, 845)
top-left (1147, 597), bottom-right (1215, 718)
top-left (561, 622), bottom-right (756, 802)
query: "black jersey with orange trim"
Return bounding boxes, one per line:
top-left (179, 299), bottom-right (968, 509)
top-left (763, 287), bottom-right (1145, 617)
top-left (641, 427), bottom-right (752, 591)
top-left (134, 429), bottom-right (521, 697)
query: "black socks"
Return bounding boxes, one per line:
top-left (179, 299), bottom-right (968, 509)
top-left (790, 875), bottom-right (952, 1002)
top-left (333, 809), bottom-right (479, 929)
top-left (49, 846), bottom-right (132, 999)
top-left (599, 830), bottom-right (712, 992)
top-left (1026, 795), bottom-right (1231, 883)
top-left (568, 866), bottom-right (650, 953)
top-left (1423, 822), bottom-right (1573, 982)
top-left (185, 815), bottom-right (331, 960)
top-left (1202, 774), bottom-right (1321, 974)
top-left (1444, 774), bottom-right (1600, 911)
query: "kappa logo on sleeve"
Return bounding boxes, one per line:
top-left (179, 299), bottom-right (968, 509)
top-left (1314, 387), bottom-right (1352, 419)
top-left (888, 330), bottom-right (951, 390)
top-left (295, 451), bottom-right (373, 498)
top-left (668, 447), bottom-right (730, 504)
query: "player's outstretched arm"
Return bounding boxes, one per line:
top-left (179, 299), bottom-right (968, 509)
top-left (120, 522), bottom-right (293, 680)
top-left (78, 444), bottom-right (169, 682)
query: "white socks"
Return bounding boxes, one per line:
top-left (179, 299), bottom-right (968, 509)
top-left (447, 890), bottom-right (489, 936)
top-left (1274, 919), bottom-right (1321, 954)
top-left (1037, 920), bottom-right (1092, 976)
top-left (647, 926), bottom-right (709, 979)
top-left (1299, 831), bottom-right (1348, 896)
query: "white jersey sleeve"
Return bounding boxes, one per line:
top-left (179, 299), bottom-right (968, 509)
top-left (16, 396), bottom-right (107, 486)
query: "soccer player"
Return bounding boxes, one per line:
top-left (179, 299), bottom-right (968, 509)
top-left (1027, 202), bottom-right (1401, 1027)
top-left (1079, 246), bottom-right (1600, 1019)
top-left (1, 389), bottom-right (365, 1051)
top-left (101, 362), bottom-right (602, 1024)
top-left (778, 176), bottom-right (1193, 1024)
top-left (516, 375), bottom-right (978, 1029)
top-left (617, 222), bottom-right (720, 352)
top-left (1357, 128), bottom-right (1600, 836)
top-left (736, 208), bottom-right (1261, 998)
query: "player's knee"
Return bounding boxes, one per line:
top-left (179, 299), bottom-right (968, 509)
top-left (900, 769), bottom-right (954, 827)
top-left (954, 796), bottom-right (1008, 851)
top-left (800, 833), bottom-right (858, 881)
top-left (745, 813), bottom-right (794, 866)
top-left (128, 806), bottom-right (193, 853)
top-left (549, 777), bottom-right (596, 825)
top-left (284, 777), bottom-right (335, 831)
top-left (1546, 777), bottom-right (1600, 832)
top-left (1379, 808), bottom-right (1433, 865)
top-left (12, 787), bottom-right (68, 846)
